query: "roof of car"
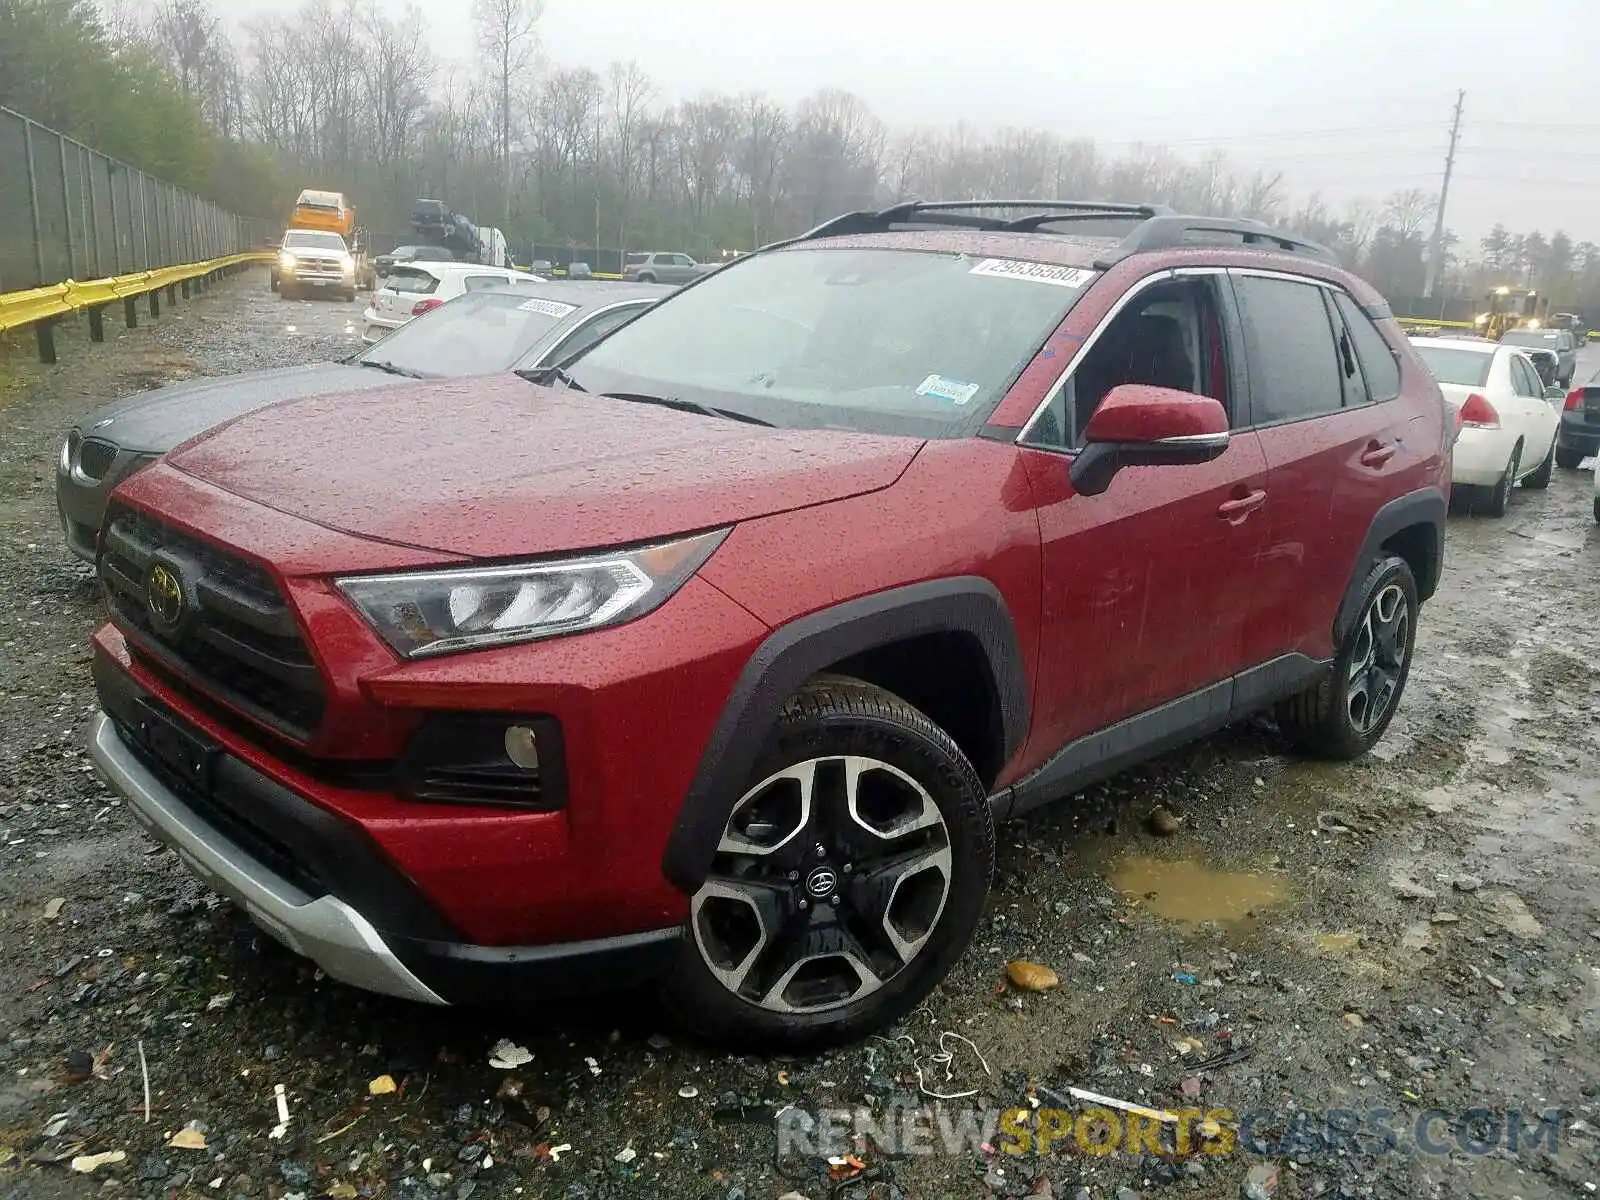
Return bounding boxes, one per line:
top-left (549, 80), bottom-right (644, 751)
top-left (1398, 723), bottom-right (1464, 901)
top-left (1412, 336), bottom-right (1508, 353)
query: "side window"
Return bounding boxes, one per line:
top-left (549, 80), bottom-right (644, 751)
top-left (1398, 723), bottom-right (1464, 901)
top-left (462, 275), bottom-right (504, 292)
top-left (1027, 277), bottom-right (1227, 451)
top-left (671, 254), bottom-right (693, 267)
top-left (1509, 356), bottom-right (1538, 397)
top-left (1323, 291), bottom-right (1370, 407)
top-left (1232, 274), bottom-right (1344, 425)
top-left (1332, 292), bottom-right (1401, 402)
top-left (550, 305), bottom-right (648, 362)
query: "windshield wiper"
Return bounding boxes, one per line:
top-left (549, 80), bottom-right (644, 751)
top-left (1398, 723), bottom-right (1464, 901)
top-left (359, 360), bottom-right (424, 378)
top-left (603, 392), bottom-right (773, 427)
top-left (516, 365), bottom-right (587, 392)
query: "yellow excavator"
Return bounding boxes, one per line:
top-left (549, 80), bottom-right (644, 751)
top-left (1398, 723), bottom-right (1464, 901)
top-left (1474, 286), bottom-right (1549, 341)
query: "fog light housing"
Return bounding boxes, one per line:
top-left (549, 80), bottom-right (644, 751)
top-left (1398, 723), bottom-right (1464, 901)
top-left (397, 714), bottom-right (565, 810)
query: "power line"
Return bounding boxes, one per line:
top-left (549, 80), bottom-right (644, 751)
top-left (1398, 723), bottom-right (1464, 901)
top-left (1096, 122), bottom-right (1438, 148)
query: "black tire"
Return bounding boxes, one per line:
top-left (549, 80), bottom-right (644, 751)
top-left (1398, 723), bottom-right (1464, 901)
top-left (1484, 443), bottom-right (1520, 517)
top-left (637, 272), bottom-right (657, 283)
top-left (280, 283), bottom-right (297, 301)
top-left (1594, 495), bottom-right (1600, 525)
top-left (1522, 438), bottom-right (1555, 489)
top-left (1556, 446), bottom-right (1585, 470)
top-left (661, 676), bottom-right (995, 1051)
top-left (1276, 555), bottom-right (1419, 761)
top-left (269, 273), bottom-right (278, 293)
top-left (342, 288), bottom-right (356, 303)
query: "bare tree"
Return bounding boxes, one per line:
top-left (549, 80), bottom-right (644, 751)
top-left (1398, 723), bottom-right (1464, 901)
top-left (473, 0), bottom-right (542, 226)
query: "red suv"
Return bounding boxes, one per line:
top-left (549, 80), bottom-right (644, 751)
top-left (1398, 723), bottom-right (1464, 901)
top-left (88, 202), bottom-right (1449, 1048)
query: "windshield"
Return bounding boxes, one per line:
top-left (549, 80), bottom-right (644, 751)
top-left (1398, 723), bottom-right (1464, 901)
top-left (359, 292), bottom-right (577, 375)
top-left (1411, 344), bottom-right (1494, 387)
top-left (283, 230), bottom-right (346, 251)
top-left (564, 246), bottom-right (1095, 436)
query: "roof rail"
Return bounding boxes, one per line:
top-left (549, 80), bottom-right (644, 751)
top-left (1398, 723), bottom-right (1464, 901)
top-left (797, 199), bottom-right (1174, 240)
top-left (785, 201), bottom-right (1338, 267)
top-left (1094, 215), bottom-right (1338, 267)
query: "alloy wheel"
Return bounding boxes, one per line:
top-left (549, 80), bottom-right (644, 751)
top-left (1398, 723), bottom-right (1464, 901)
top-left (1345, 582), bottom-right (1409, 736)
top-left (690, 755), bottom-right (953, 1015)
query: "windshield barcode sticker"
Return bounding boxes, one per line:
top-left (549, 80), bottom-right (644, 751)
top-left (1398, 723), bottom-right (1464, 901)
top-left (518, 297), bottom-right (578, 317)
top-left (969, 259), bottom-right (1096, 289)
top-left (916, 374), bottom-right (981, 404)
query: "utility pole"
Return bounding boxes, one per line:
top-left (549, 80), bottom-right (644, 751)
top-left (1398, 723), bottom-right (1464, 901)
top-left (1423, 89), bottom-right (1465, 300)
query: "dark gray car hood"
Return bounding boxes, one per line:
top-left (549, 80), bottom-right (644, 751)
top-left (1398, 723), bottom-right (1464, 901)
top-left (75, 362), bottom-right (406, 453)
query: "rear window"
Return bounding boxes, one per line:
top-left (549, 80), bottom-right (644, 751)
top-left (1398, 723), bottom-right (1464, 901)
top-left (358, 292), bottom-right (578, 376)
top-left (385, 266), bottom-right (439, 294)
top-left (1410, 344), bottom-right (1494, 387)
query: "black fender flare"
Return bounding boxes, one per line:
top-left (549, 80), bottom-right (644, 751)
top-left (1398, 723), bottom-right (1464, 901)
top-left (660, 577), bottom-right (1029, 892)
top-left (1333, 486), bottom-right (1447, 644)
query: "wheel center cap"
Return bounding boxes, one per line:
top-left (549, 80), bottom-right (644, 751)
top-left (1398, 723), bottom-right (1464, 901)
top-left (804, 866), bottom-right (838, 899)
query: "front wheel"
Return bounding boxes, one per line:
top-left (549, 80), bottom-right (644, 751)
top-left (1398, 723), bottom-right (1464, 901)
top-left (662, 677), bottom-right (994, 1051)
top-left (1276, 555), bottom-right (1419, 760)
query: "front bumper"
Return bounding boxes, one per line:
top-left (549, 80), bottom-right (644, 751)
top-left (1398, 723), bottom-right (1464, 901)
top-left (89, 711), bottom-right (446, 1003)
top-left (56, 451), bottom-right (155, 563)
top-left (89, 706), bottom-right (684, 1004)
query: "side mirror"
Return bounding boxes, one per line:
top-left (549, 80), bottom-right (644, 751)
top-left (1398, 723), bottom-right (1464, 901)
top-left (1069, 384), bottom-right (1231, 497)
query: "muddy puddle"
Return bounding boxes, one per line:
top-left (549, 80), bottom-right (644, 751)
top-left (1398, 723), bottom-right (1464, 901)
top-left (1109, 855), bottom-right (1287, 925)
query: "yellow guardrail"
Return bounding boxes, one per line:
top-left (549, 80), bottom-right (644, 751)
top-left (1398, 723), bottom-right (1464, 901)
top-left (0, 251), bottom-right (274, 336)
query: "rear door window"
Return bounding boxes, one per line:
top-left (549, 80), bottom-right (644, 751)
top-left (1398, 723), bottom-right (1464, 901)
top-left (1509, 356), bottom-right (1540, 398)
top-left (1332, 293), bottom-right (1401, 402)
top-left (1232, 274), bottom-right (1344, 425)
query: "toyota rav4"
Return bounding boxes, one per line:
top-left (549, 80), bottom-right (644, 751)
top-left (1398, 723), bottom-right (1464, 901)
top-left (87, 201), bottom-right (1450, 1049)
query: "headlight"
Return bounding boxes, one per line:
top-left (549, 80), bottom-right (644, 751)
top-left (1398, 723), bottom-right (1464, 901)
top-left (336, 528), bottom-right (729, 659)
top-left (61, 430), bottom-right (80, 474)
top-left (279, 251), bottom-right (297, 270)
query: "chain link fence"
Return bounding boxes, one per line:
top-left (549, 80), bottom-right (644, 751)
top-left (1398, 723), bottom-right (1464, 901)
top-left (0, 105), bottom-right (273, 294)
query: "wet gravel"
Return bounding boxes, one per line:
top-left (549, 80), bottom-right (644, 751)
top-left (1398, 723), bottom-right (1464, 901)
top-left (1, 271), bottom-right (1598, 1200)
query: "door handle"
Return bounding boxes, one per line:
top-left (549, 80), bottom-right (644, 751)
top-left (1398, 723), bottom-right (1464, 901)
top-left (1217, 489), bottom-right (1267, 521)
top-left (1360, 441), bottom-right (1397, 467)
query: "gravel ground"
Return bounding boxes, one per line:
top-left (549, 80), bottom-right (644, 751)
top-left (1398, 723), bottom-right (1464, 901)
top-left (1, 271), bottom-right (1598, 1200)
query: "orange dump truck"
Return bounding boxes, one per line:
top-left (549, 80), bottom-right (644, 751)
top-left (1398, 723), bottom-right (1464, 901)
top-left (290, 189), bottom-right (355, 237)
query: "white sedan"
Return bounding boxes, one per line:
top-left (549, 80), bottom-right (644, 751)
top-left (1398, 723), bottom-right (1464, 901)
top-left (363, 262), bottom-right (544, 344)
top-left (1408, 336), bottom-right (1561, 517)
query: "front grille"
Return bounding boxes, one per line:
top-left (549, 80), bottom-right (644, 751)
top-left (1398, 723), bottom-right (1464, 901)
top-left (78, 438), bottom-right (118, 481)
top-left (99, 505), bottom-right (326, 741)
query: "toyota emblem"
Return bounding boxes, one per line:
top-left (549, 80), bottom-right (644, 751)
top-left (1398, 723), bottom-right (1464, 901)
top-left (804, 867), bottom-right (838, 899)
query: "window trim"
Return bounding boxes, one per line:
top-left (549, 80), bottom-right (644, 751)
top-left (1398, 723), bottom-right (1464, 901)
top-left (1015, 268), bottom-right (1179, 449)
top-left (1330, 289), bottom-right (1402, 404)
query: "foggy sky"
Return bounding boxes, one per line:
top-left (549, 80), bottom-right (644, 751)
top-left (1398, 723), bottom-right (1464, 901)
top-left (191, 0), bottom-right (1598, 245)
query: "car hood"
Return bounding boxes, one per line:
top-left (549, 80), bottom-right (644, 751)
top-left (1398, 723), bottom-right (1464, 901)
top-left (166, 376), bottom-right (924, 559)
top-left (75, 362), bottom-right (398, 453)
